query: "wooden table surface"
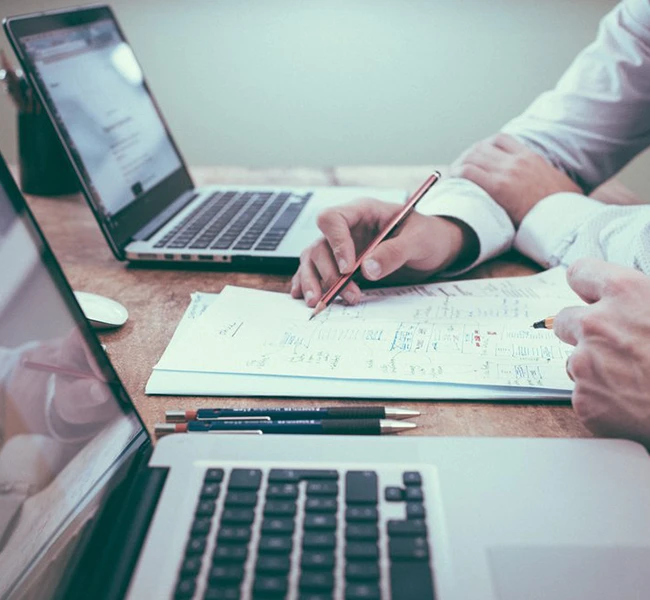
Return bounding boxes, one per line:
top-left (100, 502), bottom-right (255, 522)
top-left (21, 165), bottom-right (592, 441)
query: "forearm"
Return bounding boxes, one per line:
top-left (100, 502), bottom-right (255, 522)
top-left (416, 178), bottom-right (515, 275)
top-left (502, 0), bottom-right (650, 193)
top-left (515, 193), bottom-right (650, 273)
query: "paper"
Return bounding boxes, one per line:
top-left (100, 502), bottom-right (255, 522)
top-left (148, 268), bottom-right (581, 400)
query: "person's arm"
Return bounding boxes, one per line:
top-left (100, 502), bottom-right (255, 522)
top-left (503, 0), bottom-right (650, 193)
top-left (515, 194), bottom-right (650, 273)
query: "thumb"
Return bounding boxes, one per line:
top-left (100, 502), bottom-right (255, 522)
top-left (361, 237), bottom-right (410, 281)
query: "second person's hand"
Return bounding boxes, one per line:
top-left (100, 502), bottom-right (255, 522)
top-left (291, 198), bottom-right (478, 307)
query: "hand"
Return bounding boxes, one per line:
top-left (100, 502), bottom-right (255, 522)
top-left (291, 198), bottom-right (478, 306)
top-left (553, 258), bottom-right (650, 447)
top-left (449, 133), bottom-right (582, 226)
top-left (5, 330), bottom-right (116, 439)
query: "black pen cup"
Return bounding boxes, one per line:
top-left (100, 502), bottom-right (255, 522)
top-left (17, 110), bottom-right (79, 197)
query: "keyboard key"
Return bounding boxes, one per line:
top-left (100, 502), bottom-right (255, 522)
top-left (203, 588), bottom-right (241, 600)
top-left (389, 559), bottom-right (435, 599)
top-left (255, 555), bottom-right (291, 574)
top-left (185, 537), bottom-right (206, 555)
top-left (345, 507), bottom-right (378, 522)
top-left (345, 524), bottom-right (379, 541)
top-left (174, 578), bottom-right (196, 598)
top-left (403, 472), bottom-right (422, 486)
top-left (221, 508), bottom-right (255, 524)
top-left (345, 542), bottom-right (379, 560)
top-left (191, 518), bottom-right (212, 536)
top-left (261, 517), bottom-right (295, 535)
top-left (306, 481), bottom-right (338, 496)
top-left (217, 526), bottom-right (252, 544)
top-left (387, 519), bottom-right (427, 537)
top-left (258, 536), bottom-right (293, 554)
top-left (195, 500), bottom-right (216, 517)
top-left (180, 556), bottom-right (202, 577)
top-left (225, 491), bottom-right (258, 506)
top-left (228, 469), bottom-right (262, 490)
top-left (299, 570), bottom-right (335, 591)
top-left (384, 486), bottom-right (404, 502)
top-left (267, 483), bottom-right (299, 499)
top-left (305, 497), bottom-right (338, 513)
top-left (205, 468), bottom-right (224, 482)
top-left (388, 536), bottom-right (429, 560)
top-left (406, 503), bottom-right (426, 520)
top-left (304, 514), bottom-right (337, 531)
top-left (212, 544), bottom-right (248, 563)
top-left (301, 550), bottom-right (335, 570)
top-left (201, 482), bottom-right (221, 500)
top-left (302, 532), bottom-right (336, 549)
top-left (345, 561), bottom-right (380, 581)
top-left (264, 500), bottom-right (297, 516)
top-left (208, 564), bottom-right (245, 583)
top-left (299, 469), bottom-right (339, 480)
top-left (268, 469), bottom-right (301, 483)
top-left (405, 487), bottom-right (424, 502)
top-left (253, 575), bottom-right (288, 596)
top-left (346, 471), bottom-right (378, 505)
top-left (345, 582), bottom-right (381, 599)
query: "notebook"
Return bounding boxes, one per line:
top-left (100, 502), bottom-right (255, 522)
top-left (2, 155), bottom-right (650, 600)
top-left (3, 5), bottom-right (405, 270)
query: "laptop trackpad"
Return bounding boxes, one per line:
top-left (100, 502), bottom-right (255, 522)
top-left (488, 546), bottom-right (650, 600)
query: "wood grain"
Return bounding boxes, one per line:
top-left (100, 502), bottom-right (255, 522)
top-left (16, 165), bottom-right (600, 442)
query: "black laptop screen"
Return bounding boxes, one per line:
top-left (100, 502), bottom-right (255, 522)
top-left (0, 157), bottom-right (144, 598)
top-left (20, 18), bottom-right (182, 219)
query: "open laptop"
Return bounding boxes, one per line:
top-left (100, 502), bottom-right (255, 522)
top-left (3, 157), bottom-right (650, 600)
top-left (3, 4), bottom-right (406, 270)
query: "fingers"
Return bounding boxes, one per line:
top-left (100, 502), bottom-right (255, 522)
top-left (317, 203), bottom-right (374, 274)
top-left (552, 305), bottom-right (589, 346)
top-left (490, 132), bottom-right (523, 153)
top-left (565, 257), bottom-right (637, 304)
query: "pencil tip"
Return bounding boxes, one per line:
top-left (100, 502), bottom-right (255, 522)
top-left (532, 320), bottom-right (544, 329)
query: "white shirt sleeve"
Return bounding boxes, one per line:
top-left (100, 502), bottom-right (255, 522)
top-left (515, 193), bottom-right (650, 274)
top-left (415, 178), bottom-right (515, 275)
top-left (502, 0), bottom-right (650, 193)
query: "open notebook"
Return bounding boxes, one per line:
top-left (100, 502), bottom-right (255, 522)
top-left (147, 268), bottom-right (579, 400)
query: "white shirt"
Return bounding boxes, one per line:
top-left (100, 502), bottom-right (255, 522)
top-left (417, 0), bottom-right (650, 275)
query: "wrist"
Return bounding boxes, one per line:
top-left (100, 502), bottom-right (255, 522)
top-left (435, 216), bottom-right (479, 272)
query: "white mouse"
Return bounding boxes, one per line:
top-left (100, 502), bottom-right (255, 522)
top-left (74, 291), bottom-right (129, 330)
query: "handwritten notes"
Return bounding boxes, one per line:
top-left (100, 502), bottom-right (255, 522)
top-left (149, 268), bottom-right (580, 398)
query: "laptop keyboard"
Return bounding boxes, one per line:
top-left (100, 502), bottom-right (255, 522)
top-left (174, 467), bottom-right (435, 599)
top-left (153, 191), bottom-right (312, 252)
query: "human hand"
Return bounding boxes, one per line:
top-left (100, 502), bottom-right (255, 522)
top-left (6, 330), bottom-right (116, 439)
top-left (449, 133), bottom-right (582, 226)
top-left (291, 198), bottom-right (478, 306)
top-left (553, 258), bottom-right (650, 447)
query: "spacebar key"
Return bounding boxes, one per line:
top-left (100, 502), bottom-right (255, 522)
top-left (389, 560), bottom-right (435, 600)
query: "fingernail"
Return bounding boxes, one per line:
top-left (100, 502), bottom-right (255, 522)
top-left (305, 290), bottom-right (314, 303)
top-left (343, 290), bottom-right (356, 303)
top-left (338, 258), bottom-right (348, 273)
top-left (363, 258), bottom-right (381, 279)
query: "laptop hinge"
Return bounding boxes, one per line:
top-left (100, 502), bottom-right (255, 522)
top-left (57, 437), bottom-right (169, 600)
top-left (132, 190), bottom-right (198, 241)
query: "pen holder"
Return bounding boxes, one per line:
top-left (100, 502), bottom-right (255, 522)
top-left (17, 110), bottom-right (79, 197)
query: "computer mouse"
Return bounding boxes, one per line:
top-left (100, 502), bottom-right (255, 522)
top-left (74, 291), bottom-right (128, 330)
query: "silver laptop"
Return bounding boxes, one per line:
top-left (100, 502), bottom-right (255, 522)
top-left (2, 153), bottom-right (650, 600)
top-left (3, 5), bottom-right (405, 269)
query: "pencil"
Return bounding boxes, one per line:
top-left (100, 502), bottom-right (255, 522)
top-left (20, 358), bottom-right (104, 381)
top-left (309, 171), bottom-right (441, 320)
top-left (532, 316), bottom-right (555, 329)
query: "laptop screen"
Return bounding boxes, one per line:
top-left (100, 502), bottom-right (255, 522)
top-left (5, 5), bottom-right (195, 255)
top-left (20, 18), bottom-right (182, 220)
top-left (0, 157), bottom-right (144, 598)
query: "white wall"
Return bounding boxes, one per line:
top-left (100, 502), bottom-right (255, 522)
top-left (1, 0), bottom-right (646, 196)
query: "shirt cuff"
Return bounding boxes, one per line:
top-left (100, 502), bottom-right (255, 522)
top-left (514, 192), bottom-right (604, 267)
top-left (416, 178), bottom-right (516, 274)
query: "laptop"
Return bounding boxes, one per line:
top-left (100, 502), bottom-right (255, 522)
top-left (3, 4), bottom-right (406, 270)
top-left (2, 159), bottom-right (650, 600)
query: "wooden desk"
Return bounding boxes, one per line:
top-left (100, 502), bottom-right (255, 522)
top-left (22, 165), bottom-right (592, 440)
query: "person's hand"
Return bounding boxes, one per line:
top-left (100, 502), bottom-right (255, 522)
top-left (553, 258), bottom-right (650, 447)
top-left (449, 133), bottom-right (582, 226)
top-left (291, 198), bottom-right (478, 306)
top-left (6, 330), bottom-right (116, 439)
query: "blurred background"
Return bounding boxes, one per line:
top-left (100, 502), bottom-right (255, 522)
top-left (1, 0), bottom-right (646, 196)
